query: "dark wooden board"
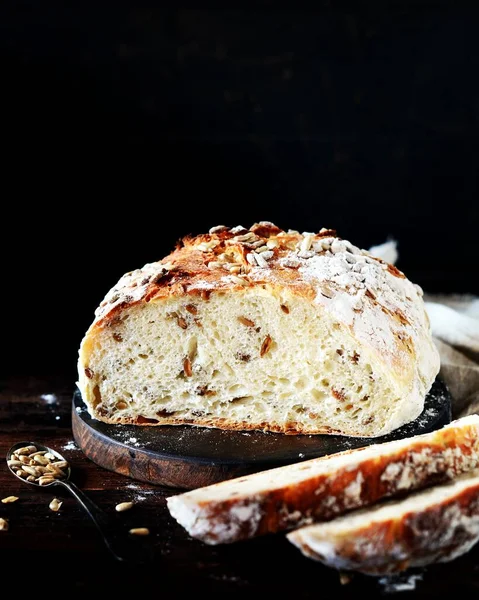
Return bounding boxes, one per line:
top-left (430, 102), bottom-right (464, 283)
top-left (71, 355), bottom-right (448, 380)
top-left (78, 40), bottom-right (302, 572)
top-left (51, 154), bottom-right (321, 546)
top-left (72, 378), bottom-right (452, 489)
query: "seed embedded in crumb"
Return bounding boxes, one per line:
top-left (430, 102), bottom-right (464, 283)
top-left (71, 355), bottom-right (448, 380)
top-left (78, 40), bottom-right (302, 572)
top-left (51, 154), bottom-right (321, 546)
top-left (238, 316), bottom-right (255, 327)
top-left (183, 357), bottom-right (193, 377)
top-left (177, 316), bottom-right (188, 329)
top-left (115, 501), bottom-right (134, 513)
top-left (1, 496), bottom-right (19, 504)
top-left (49, 498), bottom-right (62, 512)
top-left (260, 335), bottom-right (273, 357)
top-left (129, 527), bottom-right (150, 536)
top-left (0, 518), bottom-right (9, 531)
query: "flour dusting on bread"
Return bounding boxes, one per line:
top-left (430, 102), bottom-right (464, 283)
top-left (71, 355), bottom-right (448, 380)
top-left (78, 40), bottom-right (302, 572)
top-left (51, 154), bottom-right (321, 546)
top-left (78, 222), bottom-right (439, 437)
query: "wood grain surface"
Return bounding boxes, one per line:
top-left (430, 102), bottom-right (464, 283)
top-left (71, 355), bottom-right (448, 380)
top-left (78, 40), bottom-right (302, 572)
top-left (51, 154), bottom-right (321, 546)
top-left (1, 375), bottom-right (477, 598)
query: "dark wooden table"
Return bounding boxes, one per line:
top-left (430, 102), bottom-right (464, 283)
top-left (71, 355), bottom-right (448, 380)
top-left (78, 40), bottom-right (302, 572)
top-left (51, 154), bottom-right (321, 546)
top-left (1, 375), bottom-right (479, 598)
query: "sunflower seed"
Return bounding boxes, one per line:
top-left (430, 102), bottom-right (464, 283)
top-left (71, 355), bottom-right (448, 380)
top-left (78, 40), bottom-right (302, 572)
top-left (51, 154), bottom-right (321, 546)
top-left (19, 456), bottom-right (32, 465)
top-left (49, 498), bottom-right (62, 512)
top-left (230, 275), bottom-right (249, 286)
top-left (129, 528), bottom-right (150, 536)
top-left (46, 465), bottom-right (66, 478)
top-left (266, 239), bottom-right (279, 249)
top-left (300, 234), bottom-right (314, 253)
top-left (246, 253), bottom-right (257, 266)
top-left (253, 252), bottom-right (269, 268)
top-left (50, 461), bottom-right (68, 470)
top-left (260, 335), bottom-right (273, 357)
top-left (38, 476), bottom-right (55, 486)
top-left (22, 466), bottom-right (41, 477)
top-left (1, 496), bottom-right (19, 504)
top-left (209, 225), bottom-right (228, 234)
top-left (16, 446), bottom-right (37, 455)
top-left (115, 502), bottom-right (134, 513)
top-left (16, 470), bottom-right (27, 478)
top-left (44, 453), bottom-right (56, 461)
top-left (26, 476), bottom-right (35, 482)
top-left (0, 518), bottom-right (9, 531)
top-left (33, 454), bottom-right (50, 466)
top-left (230, 225), bottom-right (246, 234)
top-left (7, 460), bottom-right (22, 468)
top-left (183, 358), bottom-right (192, 377)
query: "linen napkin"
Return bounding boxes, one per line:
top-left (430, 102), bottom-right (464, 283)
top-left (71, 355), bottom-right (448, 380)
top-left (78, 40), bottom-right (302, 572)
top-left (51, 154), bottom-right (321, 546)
top-left (368, 241), bottom-right (479, 418)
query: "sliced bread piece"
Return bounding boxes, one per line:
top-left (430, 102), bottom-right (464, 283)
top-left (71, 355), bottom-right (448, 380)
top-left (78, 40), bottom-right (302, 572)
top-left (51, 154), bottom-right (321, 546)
top-left (287, 467), bottom-right (479, 575)
top-left (167, 415), bottom-right (479, 544)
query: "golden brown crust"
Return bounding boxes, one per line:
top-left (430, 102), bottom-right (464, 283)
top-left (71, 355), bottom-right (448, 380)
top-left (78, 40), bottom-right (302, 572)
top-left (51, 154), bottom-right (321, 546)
top-left (92, 223), bottom-right (404, 329)
top-left (166, 417), bottom-right (479, 544)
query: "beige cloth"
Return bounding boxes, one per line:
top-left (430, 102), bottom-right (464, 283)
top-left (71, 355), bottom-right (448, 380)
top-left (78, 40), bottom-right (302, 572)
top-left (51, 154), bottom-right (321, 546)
top-left (368, 241), bottom-right (479, 418)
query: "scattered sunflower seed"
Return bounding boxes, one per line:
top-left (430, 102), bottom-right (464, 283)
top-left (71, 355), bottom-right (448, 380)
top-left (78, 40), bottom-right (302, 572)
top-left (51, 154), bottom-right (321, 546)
top-left (49, 498), bottom-right (62, 512)
top-left (129, 527), bottom-right (150, 536)
top-left (0, 518), bottom-right (9, 531)
top-left (115, 502), bottom-right (134, 513)
top-left (1, 496), bottom-right (19, 504)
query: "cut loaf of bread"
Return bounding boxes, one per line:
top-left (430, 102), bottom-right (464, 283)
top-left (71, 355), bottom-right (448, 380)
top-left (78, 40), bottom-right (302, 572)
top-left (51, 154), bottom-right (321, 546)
top-left (166, 415), bottom-right (479, 544)
top-left (287, 467), bottom-right (479, 575)
top-left (77, 222), bottom-right (439, 437)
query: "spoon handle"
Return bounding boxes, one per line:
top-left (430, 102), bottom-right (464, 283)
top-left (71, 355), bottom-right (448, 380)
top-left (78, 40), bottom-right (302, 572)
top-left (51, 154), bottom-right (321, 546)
top-left (54, 479), bottom-right (137, 562)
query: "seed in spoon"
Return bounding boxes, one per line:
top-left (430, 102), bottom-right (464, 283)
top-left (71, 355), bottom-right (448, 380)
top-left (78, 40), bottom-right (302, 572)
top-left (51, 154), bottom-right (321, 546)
top-left (34, 455), bottom-right (50, 466)
top-left (16, 446), bottom-right (37, 455)
top-left (26, 476), bottom-right (35, 482)
top-left (22, 466), bottom-right (41, 478)
top-left (0, 518), bottom-right (8, 531)
top-left (115, 502), bottom-right (134, 513)
top-left (49, 498), bottom-right (62, 512)
top-left (1, 496), bottom-right (19, 504)
top-left (38, 476), bottom-right (55, 486)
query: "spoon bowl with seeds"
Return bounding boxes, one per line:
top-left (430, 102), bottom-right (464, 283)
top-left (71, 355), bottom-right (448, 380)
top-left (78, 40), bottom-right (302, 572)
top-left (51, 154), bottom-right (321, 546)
top-left (6, 441), bottom-right (150, 562)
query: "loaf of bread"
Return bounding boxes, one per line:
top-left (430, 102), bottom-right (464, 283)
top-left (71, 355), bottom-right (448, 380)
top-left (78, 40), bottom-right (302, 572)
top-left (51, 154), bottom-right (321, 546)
top-left (77, 222), bottom-right (439, 436)
top-left (166, 415), bottom-right (479, 544)
top-left (287, 467), bottom-right (479, 575)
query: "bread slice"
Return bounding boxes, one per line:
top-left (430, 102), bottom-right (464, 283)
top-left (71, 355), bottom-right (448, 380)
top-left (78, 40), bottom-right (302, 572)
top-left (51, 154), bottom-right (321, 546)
top-left (77, 222), bottom-right (439, 437)
top-left (166, 415), bottom-right (479, 544)
top-left (287, 467), bottom-right (479, 575)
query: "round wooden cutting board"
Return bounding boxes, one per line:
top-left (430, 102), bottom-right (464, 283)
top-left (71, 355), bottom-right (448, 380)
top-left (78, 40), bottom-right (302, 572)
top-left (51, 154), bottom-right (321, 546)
top-left (72, 378), bottom-right (452, 490)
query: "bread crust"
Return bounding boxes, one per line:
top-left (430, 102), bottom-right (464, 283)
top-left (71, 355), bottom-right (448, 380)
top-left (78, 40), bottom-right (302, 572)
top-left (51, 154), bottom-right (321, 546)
top-left (78, 222), bottom-right (439, 434)
top-left (287, 467), bottom-right (479, 575)
top-left (166, 416), bottom-right (479, 544)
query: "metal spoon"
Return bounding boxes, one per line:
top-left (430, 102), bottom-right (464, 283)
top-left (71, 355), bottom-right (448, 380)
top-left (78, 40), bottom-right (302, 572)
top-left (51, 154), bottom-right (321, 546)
top-left (7, 441), bottom-right (150, 562)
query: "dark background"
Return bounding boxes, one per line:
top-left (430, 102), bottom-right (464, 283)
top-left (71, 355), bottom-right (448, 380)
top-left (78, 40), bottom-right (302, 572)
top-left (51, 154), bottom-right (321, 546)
top-left (2, 3), bottom-right (478, 379)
